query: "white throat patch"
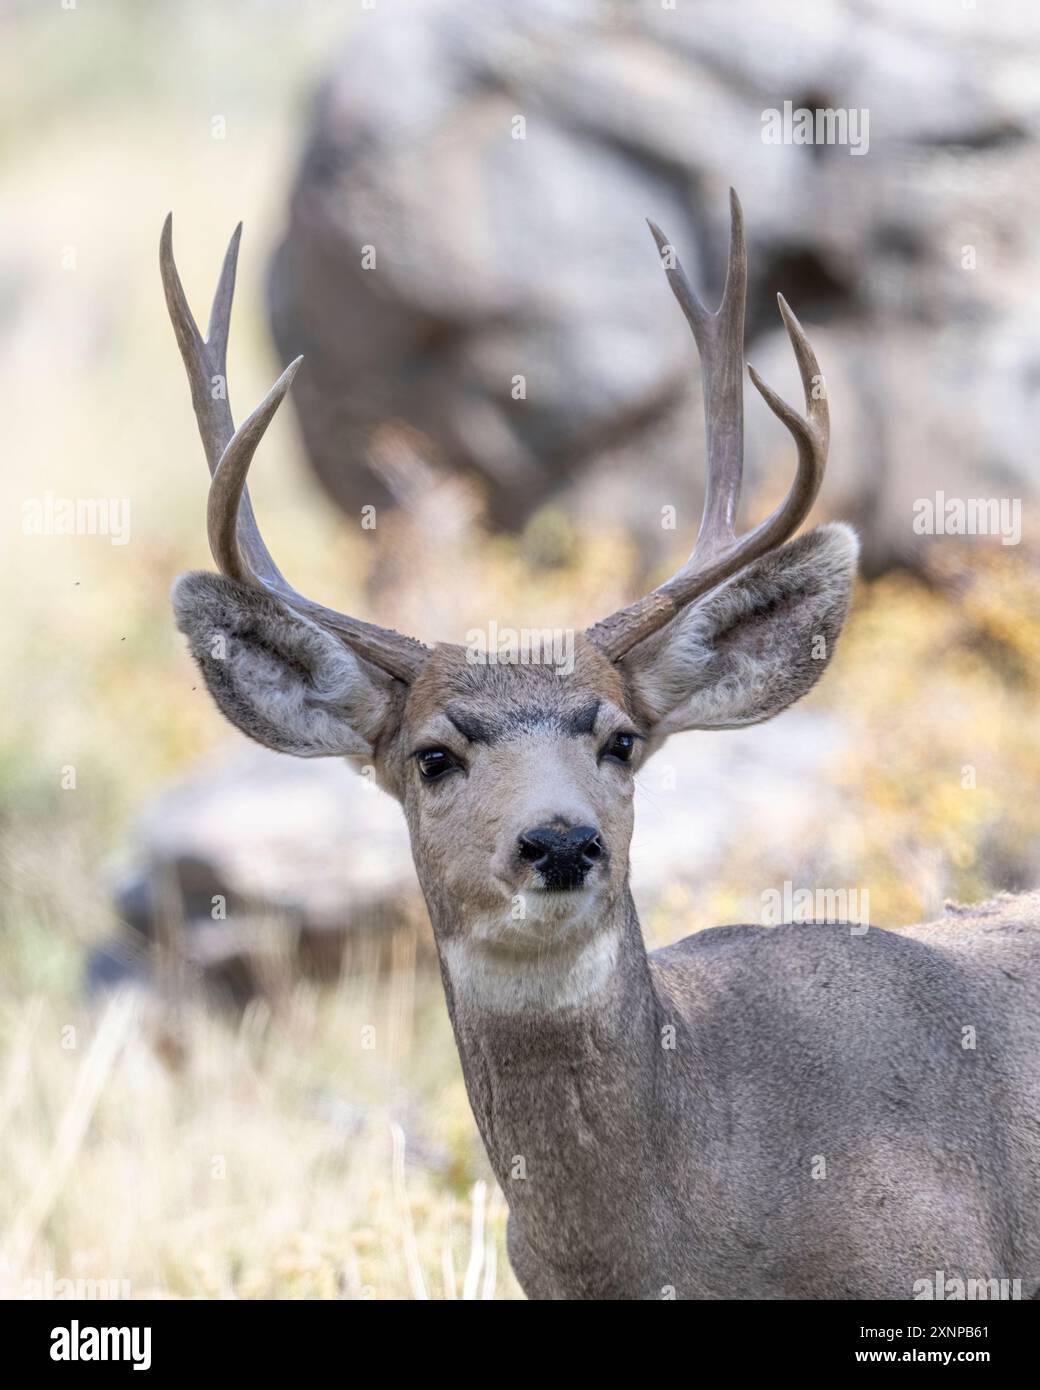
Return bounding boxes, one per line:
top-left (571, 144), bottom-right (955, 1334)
top-left (442, 914), bottom-right (620, 1015)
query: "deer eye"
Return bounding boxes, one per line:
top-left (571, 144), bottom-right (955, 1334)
top-left (602, 731), bottom-right (638, 764)
top-left (416, 747), bottom-right (460, 782)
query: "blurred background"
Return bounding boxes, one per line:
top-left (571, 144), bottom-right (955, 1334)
top-left (1, 0), bottom-right (1038, 1300)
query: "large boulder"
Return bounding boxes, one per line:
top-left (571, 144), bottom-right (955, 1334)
top-left (269, 0), bottom-right (1040, 571)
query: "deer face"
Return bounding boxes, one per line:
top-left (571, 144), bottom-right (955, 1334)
top-left (174, 516), bottom-right (856, 969)
top-left (393, 642), bottom-right (638, 950)
top-left (165, 192), bottom-right (858, 1000)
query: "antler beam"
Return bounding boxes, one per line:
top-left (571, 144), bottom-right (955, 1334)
top-left (160, 216), bottom-right (430, 683)
top-left (587, 190), bottom-right (830, 662)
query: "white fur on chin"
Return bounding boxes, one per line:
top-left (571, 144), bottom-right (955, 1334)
top-left (443, 895), bottom-right (620, 1015)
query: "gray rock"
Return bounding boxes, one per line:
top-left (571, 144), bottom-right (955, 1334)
top-left (268, 0), bottom-right (1040, 570)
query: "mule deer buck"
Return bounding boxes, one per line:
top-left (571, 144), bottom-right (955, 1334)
top-left (163, 192), bottom-right (1040, 1300)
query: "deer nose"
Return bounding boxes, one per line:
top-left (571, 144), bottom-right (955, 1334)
top-left (516, 824), bottom-right (604, 890)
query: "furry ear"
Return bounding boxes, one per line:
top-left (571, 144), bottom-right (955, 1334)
top-left (621, 523), bottom-right (858, 742)
top-left (172, 571), bottom-right (403, 759)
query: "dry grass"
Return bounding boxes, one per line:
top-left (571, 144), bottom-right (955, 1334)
top-left (0, 915), bottom-right (521, 1300)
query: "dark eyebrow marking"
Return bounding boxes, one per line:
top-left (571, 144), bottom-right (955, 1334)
top-left (566, 700), bottom-right (600, 736)
top-left (444, 700), bottom-right (602, 745)
top-left (445, 707), bottom-right (495, 744)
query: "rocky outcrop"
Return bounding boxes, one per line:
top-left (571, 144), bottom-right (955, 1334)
top-left (268, 0), bottom-right (1040, 572)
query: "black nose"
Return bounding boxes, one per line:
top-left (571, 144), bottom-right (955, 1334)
top-left (517, 824), bottom-right (604, 890)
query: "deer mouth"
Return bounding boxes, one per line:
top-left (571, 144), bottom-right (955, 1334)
top-left (533, 873), bottom-right (596, 894)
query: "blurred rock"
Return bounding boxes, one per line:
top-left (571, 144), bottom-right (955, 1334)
top-left (269, 0), bottom-right (1040, 573)
top-left (91, 750), bottom-right (430, 1004)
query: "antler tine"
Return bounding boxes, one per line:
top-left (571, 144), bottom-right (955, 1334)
top-left (650, 186), bottom-right (747, 555)
top-left (740, 293), bottom-right (830, 553)
top-left (587, 191), bottom-right (830, 663)
top-left (160, 212), bottom-right (238, 474)
top-left (160, 214), bottom-right (289, 590)
top-left (207, 357), bottom-right (303, 584)
top-left (162, 217), bottom-right (431, 684)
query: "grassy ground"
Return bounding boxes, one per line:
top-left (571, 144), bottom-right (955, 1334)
top-left (2, 2), bottom-right (1038, 1300)
top-left (0, 920), bottom-right (519, 1299)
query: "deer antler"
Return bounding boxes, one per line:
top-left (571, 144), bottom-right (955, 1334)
top-left (586, 189), bottom-right (830, 662)
top-left (160, 215), bottom-right (430, 683)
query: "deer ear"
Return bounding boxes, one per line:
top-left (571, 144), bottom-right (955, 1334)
top-left (171, 572), bottom-right (403, 759)
top-left (621, 523), bottom-right (858, 740)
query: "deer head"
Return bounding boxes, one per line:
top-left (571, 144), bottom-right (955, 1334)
top-left (164, 192), bottom-right (857, 990)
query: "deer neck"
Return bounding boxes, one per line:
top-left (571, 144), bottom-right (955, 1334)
top-left (432, 886), bottom-right (662, 1276)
